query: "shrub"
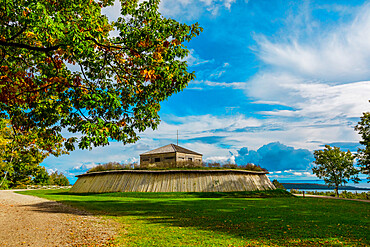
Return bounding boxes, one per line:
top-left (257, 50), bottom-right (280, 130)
top-left (140, 160), bottom-right (203, 169)
top-left (49, 171), bottom-right (70, 186)
top-left (222, 163), bottom-right (238, 169)
top-left (238, 163), bottom-right (267, 172)
top-left (88, 162), bottom-right (136, 173)
top-left (207, 162), bottom-right (221, 168)
top-left (290, 189), bottom-right (301, 194)
top-left (272, 179), bottom-right (286, 190)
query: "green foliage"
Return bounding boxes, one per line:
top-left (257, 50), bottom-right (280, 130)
top-left (19, 189), bottom-right (370, 246)
top-left (32, 166), bottom-right (51, 185)
top-left (272, 179), bottom-right (286, 190)
top-left (207, 162), bottom-right (267, 171)
top-left (0, 0), bottom-right (202, 150)
top-left (355, 111), bottom-right (370, 182)
top-left (49, 171), bottom-right (70, 186)
top-left (0, 118), bottom-right (67, 188)
top-left (87, 162), bottom-right (136, 173)
top-left (140, 160), bottom-right (203, 169)
top-left (312, 145), bottom-right (360, 197)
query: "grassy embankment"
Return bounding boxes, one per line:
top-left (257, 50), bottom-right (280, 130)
top-left (19, 189), bottom-right (369, 246)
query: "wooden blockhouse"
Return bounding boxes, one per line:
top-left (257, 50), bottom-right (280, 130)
top-left (139, 144), bottom-right (202, 166)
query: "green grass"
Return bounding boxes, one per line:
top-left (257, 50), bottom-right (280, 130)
top-left (18, 189), bottom-right (369, 246)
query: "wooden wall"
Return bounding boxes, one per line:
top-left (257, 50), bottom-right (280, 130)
top-left (70, 170), bottom-right (276, 193)
top-left (140, 152), bottom-right (202, 166)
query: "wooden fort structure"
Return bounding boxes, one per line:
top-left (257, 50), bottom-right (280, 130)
top-left (139, 144), bottom-right (203, 166)
top-left (70, 144), bottom-right (276, 193)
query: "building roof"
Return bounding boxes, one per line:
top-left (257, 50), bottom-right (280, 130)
top-left (140, 144), bottom-right (202, 156)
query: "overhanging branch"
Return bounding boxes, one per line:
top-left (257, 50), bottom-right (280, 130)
top-left (0, 41), bottom-right (63, 52)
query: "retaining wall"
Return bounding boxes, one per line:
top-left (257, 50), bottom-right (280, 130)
top-left (70, 170), bottom-right (275, 193)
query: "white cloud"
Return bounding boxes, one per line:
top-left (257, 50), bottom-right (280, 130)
top-left (204, 156), bottom-right (235, 164)
top-left (255, 3), bottom-right (370, 83)
top-left (183, 49), bottom-right (213, 67)
top-left (253, 80), bottom-right (370, 119)
top-left (191, 80), bottom-right (246, 89)
top-left (236, 3), bottom-right (370, 150)
top-left (159, 0), bottom-right (238, 19)
top-left (143, 114), bottom-right (262, 139)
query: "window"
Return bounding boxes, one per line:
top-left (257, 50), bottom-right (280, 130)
top-left (165, 157), bottom-right (174, 160)
top-left (154, 158), bottom-right (160, 162)
top-left (142, 158), bottom-right (149, 162)
top-left (188, 158), bottom-right (193, 161)
top-left (178, 157), bottom-right (184, 159)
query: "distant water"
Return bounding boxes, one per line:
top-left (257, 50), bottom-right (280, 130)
top-left (289, 189), bottom-right (369, 194)
top-left (277, 179), bottom-right (370, 189)
top-left (288, 189), bottom-right (370, 194)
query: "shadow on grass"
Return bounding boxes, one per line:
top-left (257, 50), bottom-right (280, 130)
top-left (53, 189), bottom-right (294, 198)
top-left (22, 189), bottom-right (369, 245)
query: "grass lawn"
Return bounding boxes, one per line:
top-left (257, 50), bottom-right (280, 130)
top-left (18, 189), bottom-right (369, 246)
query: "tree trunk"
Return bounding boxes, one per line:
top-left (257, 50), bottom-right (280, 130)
top-left (335, 185), bottom-right (339, 197)
top-left (0, 171), bottom-right (8, 188)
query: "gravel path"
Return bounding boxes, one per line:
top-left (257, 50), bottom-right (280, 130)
top-left (293, 193), bottom-right (370, 202)
top-left (0, 190), bottom-right (118, 247)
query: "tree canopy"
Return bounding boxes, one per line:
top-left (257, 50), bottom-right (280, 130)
top-left (355, 111), bottom-right (370, 182)
top-left (0, 0), bottom-right (202, 150)
top-left (312, 145), bottom-right (359, 197)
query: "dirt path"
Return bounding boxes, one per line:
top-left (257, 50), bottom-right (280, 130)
top-left (293, 193), bottom-right (370, 203)
top-left (0, 190), bottom-right (118, 247)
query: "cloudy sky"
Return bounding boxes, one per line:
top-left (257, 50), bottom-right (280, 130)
top-left (42, 0), bottom-right (370, 185)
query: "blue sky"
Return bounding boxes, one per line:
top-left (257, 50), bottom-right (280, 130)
top-left (42, 0), bottom-right (370, 185)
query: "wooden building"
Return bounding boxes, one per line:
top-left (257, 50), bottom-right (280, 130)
top-left (140, 144), bottom-right (202, 166)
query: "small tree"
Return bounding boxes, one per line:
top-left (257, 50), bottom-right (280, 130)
top-left (312, 145), bottom-right (359, 197)
top-left (0, 118), bottom-right (66, 188)
top-left (49, 171), bottom-right (70, 186)
top-left (272, 179), bottom-right (286, 190)
top-left (32, 166), bottom-right (51, 186)
top-left (355, 111), bottom-right (370, 182)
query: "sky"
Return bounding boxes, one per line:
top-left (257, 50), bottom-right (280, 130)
top-left (42, 0), bottom-right (370, 186)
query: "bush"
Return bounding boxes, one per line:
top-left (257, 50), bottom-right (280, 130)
top-left (49, 171), bottom-right (70, 186)
top-left (207, 162), bottom-right (221, 168)
top-left (304, 190), bottom-right (369, 200)
top-left (272, 179), bottom-right (286, 190)
top-left (140, 160), bottom-right (203, 169)
top-left (238, 163), bottom-right (267, 172)
top-left (290, 189), bottom-right (301, 194)
top-left (88, 162), bottom-right (136, 173)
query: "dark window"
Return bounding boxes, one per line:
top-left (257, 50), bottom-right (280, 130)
top-left (188, 158), bottom-right (193, 161)
top-left (154, 158), bottom-right (160, 162)
top-left (178, 157), bottom-right (184, 159)
top-left (165, 157), bottom-right (174, 160)
top-left (142, 158), bottom-right (149, 162)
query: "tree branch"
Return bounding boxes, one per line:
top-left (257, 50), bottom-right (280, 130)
top-left (0, 41), bottom-right (63, 52)
top-left (86, 37), bottom-right (128, 51)
top-left (7, 26), bottom-right (28, 41)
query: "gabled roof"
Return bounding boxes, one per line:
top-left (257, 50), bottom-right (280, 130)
top-left (140, 144), bottom-right (202, 156)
